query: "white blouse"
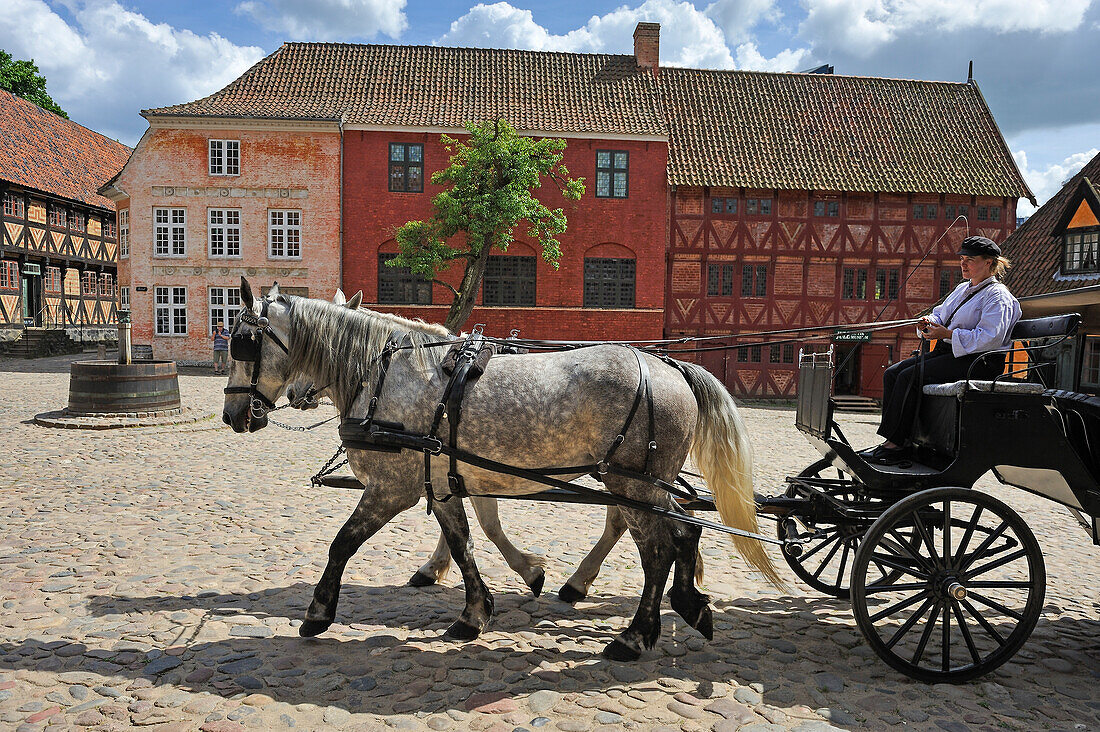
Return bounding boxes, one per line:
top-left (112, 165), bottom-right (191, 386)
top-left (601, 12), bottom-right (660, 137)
top-left (927, 277), bottom-right (1022, 357)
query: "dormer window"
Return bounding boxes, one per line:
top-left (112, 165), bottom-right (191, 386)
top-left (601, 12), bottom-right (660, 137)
top-left (1063, 229), bottom-right (1100, 273)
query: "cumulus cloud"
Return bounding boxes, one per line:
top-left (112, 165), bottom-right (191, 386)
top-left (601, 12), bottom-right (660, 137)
top-left (734, 41), bottom-right (811, 71)
top-left (800, 0), bottom-right (1091, 57)
top-left (1014, 148), bottom-right (1100, 217)
top-left (438, 0), bottom-right (737, 69)
top-left (235, 0), bottom-right (407, 42)
top-left (0, 0), bottom-right (265, 146)
top-left (704, 0), bottom-right (781, 44)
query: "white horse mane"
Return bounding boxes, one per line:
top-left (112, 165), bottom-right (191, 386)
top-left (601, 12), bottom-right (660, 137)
top-left (284, 295), bottom-right (450, 414)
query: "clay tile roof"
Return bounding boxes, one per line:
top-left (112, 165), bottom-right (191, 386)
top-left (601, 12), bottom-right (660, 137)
top-left (143, 43), bottom-right (667, 137)
top-left (657, 68), bottom-right (1031, 198)
top-left (1002, 151), bottom-right (1100, 298)
top-left (0, 88), bottom-right (132, 210)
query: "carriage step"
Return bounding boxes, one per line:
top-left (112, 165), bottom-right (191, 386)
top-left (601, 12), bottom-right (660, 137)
top-left (832, 395), bottom-right (880, 413)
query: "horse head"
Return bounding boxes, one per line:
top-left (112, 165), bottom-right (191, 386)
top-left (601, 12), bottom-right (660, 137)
top-left (222, 277), bottom-right (296, 433)
top-left (284, 289), bottom-right (362, 409)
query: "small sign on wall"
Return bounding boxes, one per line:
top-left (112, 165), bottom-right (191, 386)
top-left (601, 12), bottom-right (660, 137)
top-left (135, 286), bottom-right (148, 292)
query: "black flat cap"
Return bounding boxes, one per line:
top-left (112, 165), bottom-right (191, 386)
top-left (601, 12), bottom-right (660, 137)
top-left (959, 235), bottom-right (1001, 257)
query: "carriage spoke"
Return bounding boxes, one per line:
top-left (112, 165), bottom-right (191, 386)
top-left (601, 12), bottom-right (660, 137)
top-left (951, 600), bottom-right (982, 666)
top-left (812, 535), bottom-right (845, 580)
top-left (910, 599), bottom-right (944, 666)
top-left (797, 529), bottom-right (842, 562)
top-left (960, 598), bottom-right (1006, 644)
top-left (942, 500), bottom-right (951, 564)
top-left (952, 505), bottom-right (984, 569)
top-left (958, 520), bottom-right (1010, 574)
top-left (870, 588), bottom-right (930, 622)
top-left (963, 548), bottom-right (1029, 581)
top-left (863, 582), bottom-right (928, 596)
top-left (911, 510), bottom-right (942, 568)
top-left (968, 591), bottom-right (1024, 621)
top-left (967, 580), bottom-right (1031, 589)
top-left (885, 529), bottom-right (935, 575)
top-left (884, 594), bottom-right (935, 649)
top-left (868, 552), bottom-right (930, 581)
top-left (836, 540), bottom-right (852, 586)
top-left (941, 602), bottom-right (951, 672)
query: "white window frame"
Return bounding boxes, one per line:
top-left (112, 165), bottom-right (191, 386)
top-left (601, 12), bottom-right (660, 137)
top-left (155, 286), bottom-right (187, 336)
top-left (120, 286), bottom-right (130, 311)
top-left (268, 209), bottom-right (301, 259)
top-left (208, 208), bottom-right (242, 258)
top-left (154, 207), bottom-right (186, 257)
top-left (209, 139), bottom-right (240, 176)
top-left (209, 286), bottom-right (241, 334)
top-left (119, 209), bottom-right (129, 258)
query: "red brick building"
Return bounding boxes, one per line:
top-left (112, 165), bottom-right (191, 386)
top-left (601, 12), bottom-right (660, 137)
top-left (112, 24), bottom-right (1032, 396)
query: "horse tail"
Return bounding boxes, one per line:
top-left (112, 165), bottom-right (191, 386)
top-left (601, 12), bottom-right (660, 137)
top-left (676, 360), bottom-right (785, 589)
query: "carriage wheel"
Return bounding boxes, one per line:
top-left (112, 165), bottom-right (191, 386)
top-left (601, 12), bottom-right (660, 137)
top-left (778, 459), bottom-right (918, 599)
top-left (851, 488), bottom-right (1045, 683)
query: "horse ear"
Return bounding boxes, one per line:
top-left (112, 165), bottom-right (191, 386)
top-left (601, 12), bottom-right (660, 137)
top-left (268, 282), bottom-right (280, 300)
top-left (240, 277), bottom-right (254, 310)
top-left (333, 289), bottom-right (346, 306)
top-left (347, 291), bottom-right (362, 309)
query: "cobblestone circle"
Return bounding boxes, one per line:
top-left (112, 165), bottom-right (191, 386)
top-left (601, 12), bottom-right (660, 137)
top-left (0, 353), bottom-right (1097, 731)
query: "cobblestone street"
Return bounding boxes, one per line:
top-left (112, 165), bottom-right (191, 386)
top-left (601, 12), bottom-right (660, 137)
top-left (0, 357), bottom-right (1097, 732)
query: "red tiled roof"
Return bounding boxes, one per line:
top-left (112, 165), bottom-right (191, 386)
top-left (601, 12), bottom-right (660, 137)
top-left (0, 88), bottom-right (132, 210)
top-left (1002, 151), bottom-right (1100, 297)
top-left (658, 68), bottom-right (1031, 197)
top-left (143, 43), bottom-right (667, 137)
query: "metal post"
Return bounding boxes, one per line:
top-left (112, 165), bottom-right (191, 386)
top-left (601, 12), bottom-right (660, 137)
top-left (117, 310), bottom-right (131, 365)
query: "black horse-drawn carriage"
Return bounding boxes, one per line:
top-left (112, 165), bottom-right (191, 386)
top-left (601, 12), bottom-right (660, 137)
top-left (767, 312), bottom-right (1099, 682)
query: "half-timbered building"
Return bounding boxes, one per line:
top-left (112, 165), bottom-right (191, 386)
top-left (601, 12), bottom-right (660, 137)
top-left (111, 24), bottom-right (1032, 394)
top-left (1002, 151), bottom-right (1100, 393)
top-left (0, 89), bottom-right (130, 344)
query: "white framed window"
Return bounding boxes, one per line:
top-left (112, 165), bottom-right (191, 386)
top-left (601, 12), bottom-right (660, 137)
top-left (208, 208), bottom-right (242, 258)
top-left (268, 209), bottom-right (301, 259)
top-left (119, 209), bottom-right (129, 258)
top-left (155, 286), bottom-right (187, 335)
top-left (154, 207), bottom-right (186, 257)
top-left (120, 286), bottom-right (130, 310)
top-left (209, 286), bottom-right (241, 334)
top-left (209, 140), bottom-right (240, 176)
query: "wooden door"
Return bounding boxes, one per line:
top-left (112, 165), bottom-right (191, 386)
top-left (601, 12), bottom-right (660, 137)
top-left (859, 344), bottom-right (893, 399)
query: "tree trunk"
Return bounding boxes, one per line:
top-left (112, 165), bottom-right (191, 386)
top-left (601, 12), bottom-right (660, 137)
top-left (444, 245), bottom-right (493, 332)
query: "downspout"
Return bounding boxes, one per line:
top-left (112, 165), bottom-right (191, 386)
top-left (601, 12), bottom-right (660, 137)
top-left (338, 114), bottom-right (345, 292)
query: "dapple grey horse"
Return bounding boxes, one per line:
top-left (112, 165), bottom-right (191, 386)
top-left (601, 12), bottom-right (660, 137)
top-left (284, 290), bottom-right (672, 604)
top-left (223, 279), bottom-right (780, 660)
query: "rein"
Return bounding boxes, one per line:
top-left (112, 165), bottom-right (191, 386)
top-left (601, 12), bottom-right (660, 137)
top-left (223, 299), bottom-right (291, 419)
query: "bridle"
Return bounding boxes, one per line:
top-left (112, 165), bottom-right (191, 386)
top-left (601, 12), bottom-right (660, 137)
top-left (223, 297), bottom-right (290, 419)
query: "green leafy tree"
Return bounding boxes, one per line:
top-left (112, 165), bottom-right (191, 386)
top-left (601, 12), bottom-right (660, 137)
top-left (0, 50), bottom-right (67, 118)
top-left (392, 119), bottom-right (584, 331)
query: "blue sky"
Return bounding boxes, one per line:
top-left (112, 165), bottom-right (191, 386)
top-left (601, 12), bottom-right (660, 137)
top-left (4, 0), bottom-right (1098, 215)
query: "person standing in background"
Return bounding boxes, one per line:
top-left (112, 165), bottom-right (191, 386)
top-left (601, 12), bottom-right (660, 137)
top-left (212, 321), bottom-right (230, 375)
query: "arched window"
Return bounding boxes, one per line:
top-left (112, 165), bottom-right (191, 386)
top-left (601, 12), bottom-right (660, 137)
top-left (583, 243), bottom-right (635, 308)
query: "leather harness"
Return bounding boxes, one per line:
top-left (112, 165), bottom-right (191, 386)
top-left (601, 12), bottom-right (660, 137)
top-left (223, 299), bottom-right (290, 418)
top-left (338, 329), bottom-right (695, 516)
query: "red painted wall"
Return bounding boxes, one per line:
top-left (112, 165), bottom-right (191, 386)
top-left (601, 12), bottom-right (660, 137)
top-left (342, 130), bottom-right (668, 339)
top-left (667, 187), bottom-right (1019, 397)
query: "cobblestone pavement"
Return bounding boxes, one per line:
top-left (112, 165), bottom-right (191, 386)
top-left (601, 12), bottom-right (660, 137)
top-left (0, 355), bottom-right (1097, 732)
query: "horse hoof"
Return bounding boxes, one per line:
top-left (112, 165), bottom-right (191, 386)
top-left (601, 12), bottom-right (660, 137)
top-left (408, 571), bottom-right (437, 588)
top-left (557, 583), bottom-right (586, 604)
top-left (527, 570), bottom-right (545, 598)
top-left (299, 619), bottom-right (331, 637)
top-left (444, 620), bottom-right (482, 641)
top-left (602, 638), bottom-right (641, 662)
top-left (695, 606), bottom-right (714, 641)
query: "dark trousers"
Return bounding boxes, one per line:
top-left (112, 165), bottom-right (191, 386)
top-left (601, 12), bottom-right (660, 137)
top-left (877, 346), bottom-right (1006, 445)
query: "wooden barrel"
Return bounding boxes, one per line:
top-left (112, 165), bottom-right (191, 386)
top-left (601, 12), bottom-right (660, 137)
top-left (67, 361), bottom-right (181, 414)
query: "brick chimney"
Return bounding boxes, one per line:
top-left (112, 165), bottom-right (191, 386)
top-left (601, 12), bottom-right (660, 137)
top-left (633, 22), bottom-right (660, 77)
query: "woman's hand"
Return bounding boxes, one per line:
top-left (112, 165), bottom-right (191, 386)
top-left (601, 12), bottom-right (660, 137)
top-left (921, 322), bottom-right (951, 340)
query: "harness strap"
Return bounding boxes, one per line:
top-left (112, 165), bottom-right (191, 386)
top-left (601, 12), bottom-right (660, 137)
top-left (600, 348), bottom-right (652, 473)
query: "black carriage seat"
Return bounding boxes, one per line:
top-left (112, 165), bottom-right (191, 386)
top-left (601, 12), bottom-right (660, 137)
top-left (1045, 389), bottom-right (1100, 482)
top-left (912, 314), bottom-right (1081, 458)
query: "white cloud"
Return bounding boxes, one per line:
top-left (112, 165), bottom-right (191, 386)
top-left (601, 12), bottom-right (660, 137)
top-left (800, 0), bottom-right (1091, 57)
top-left (235, 0), bottom-right (406, 42)
top-left (0, 0), bottom-right (265, 146)
top-left (439, 0), bottom-right (736, 69)
top-left (1013, 148), bottom-right (1099, 217)
top-left (734, 41), bottom-right (811, 71)
top-left (705, 0), bottom-right (781, 43)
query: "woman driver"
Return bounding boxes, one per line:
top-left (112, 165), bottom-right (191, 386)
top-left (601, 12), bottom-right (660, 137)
top-left (872, 236), bottom-right (1021, 463)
